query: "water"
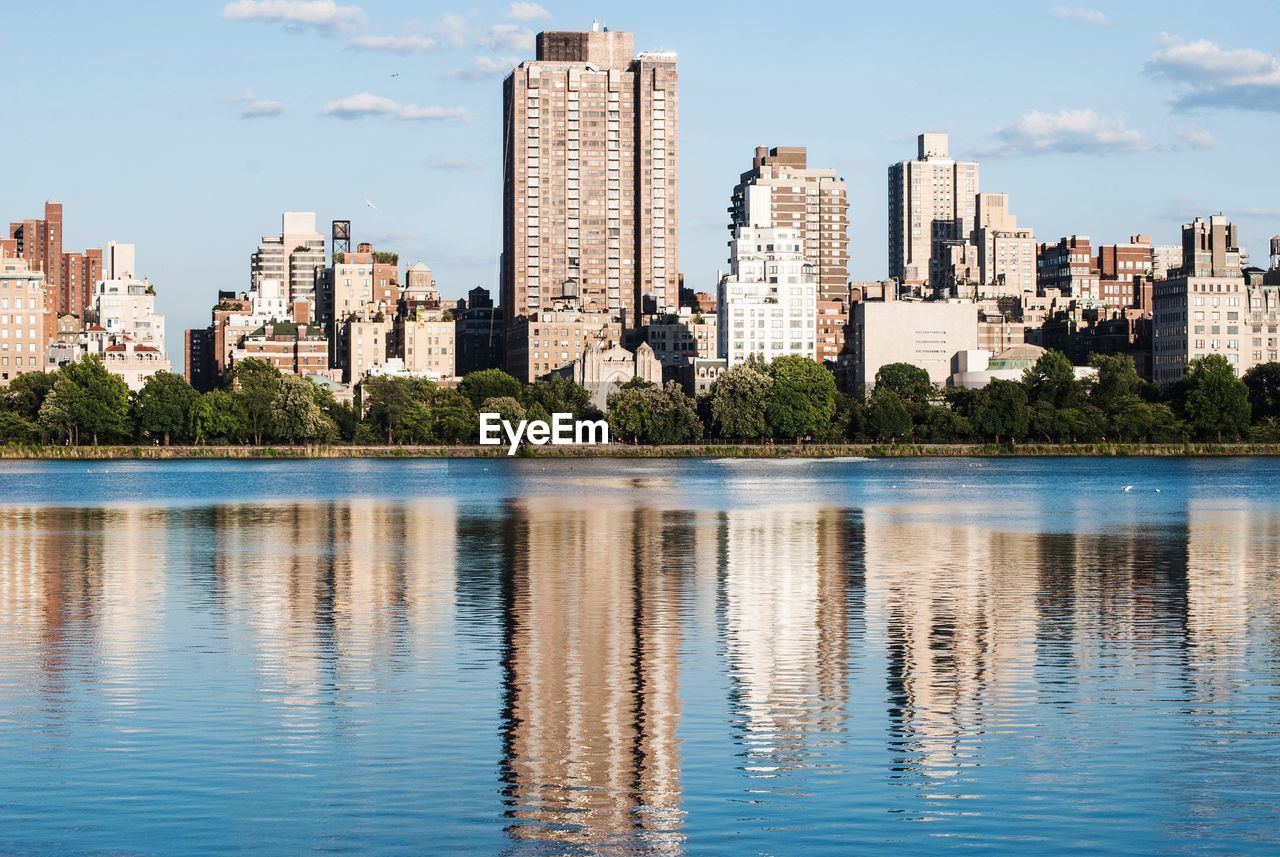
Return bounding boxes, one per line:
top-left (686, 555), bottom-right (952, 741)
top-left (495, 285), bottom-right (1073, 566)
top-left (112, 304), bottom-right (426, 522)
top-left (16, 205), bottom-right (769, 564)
top-left (0, 457), bottom-right (1277, 855)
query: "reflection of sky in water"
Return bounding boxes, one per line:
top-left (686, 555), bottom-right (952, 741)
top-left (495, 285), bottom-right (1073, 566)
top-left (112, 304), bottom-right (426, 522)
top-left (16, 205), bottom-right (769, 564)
top-left (0, 459), bottom-right (1277, 855)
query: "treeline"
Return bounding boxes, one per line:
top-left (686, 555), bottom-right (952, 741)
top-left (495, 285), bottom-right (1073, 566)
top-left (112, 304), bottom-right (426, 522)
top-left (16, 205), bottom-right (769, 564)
top-left (1, 351), bottom-right (1277, 447)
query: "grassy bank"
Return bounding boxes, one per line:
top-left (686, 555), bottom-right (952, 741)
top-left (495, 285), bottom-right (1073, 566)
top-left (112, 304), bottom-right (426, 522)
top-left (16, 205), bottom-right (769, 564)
top-left (3, 442), bottom-right (1280, 460)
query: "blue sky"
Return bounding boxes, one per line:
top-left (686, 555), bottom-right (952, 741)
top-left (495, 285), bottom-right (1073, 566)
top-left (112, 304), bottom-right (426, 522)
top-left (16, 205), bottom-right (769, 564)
top-left (3, 0), bottom-right (1279, 360)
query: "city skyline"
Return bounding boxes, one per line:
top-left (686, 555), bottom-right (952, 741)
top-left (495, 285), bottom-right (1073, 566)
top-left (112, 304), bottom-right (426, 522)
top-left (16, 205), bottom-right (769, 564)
top-left (4, 1), bottom-right (1279, 363)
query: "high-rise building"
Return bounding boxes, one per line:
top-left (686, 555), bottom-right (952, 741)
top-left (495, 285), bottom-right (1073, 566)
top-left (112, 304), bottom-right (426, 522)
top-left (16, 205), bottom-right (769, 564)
top-left (454, 287), bottom-right (505, 376)
top-left (1153, 216), bottom-right (1254, 385)
top-left (84, 243), bottom-right (171, 390)
top-left (717, 226), bottom-right (817, 366)
top-left (8, 202), bottom-right (63, 302)
top-left (729, 146), bottom-right (849, 301)
top-left (888, 133), bottom-right (980, 288)
top-left (395, 309), bottom-right (456, 381)
top-left (0, 257), bottom-right (51, 384)
top-left (60, 248), bottom-right (102, 319)
top-left (251, 211), bottom-right (326, 305)
top-left (1096, 235), bottom-right (1155, 309)
top-left (502, 23), bottom-right (679, 362)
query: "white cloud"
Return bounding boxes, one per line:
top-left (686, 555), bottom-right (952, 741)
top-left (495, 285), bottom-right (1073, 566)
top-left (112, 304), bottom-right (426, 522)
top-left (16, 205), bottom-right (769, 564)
top-left (479, 23), bottom-right (534, 52)
top-left (435, 12), bottom-right (471, 48)
top-left (450, 55), bottom-right (520, 81)
top-left (322, 92), bottom-right (470, 122)
top-left (230, 89), bottom-right (286, 119)
top-left (1146, 34), bottom-right (1280, 112)
top-left (982, 109), bottom-right (1151, 156)
top-left (221, 0), bottom-right (364, 33)
top-left (1175, 124), bottom-right (1219, 150)
top-left (1049, 5), bottom-right (1107, 25)
top-left (347, 34), bottom-right (437, 53)
top-left (506, 2), bottom-right (550, 20)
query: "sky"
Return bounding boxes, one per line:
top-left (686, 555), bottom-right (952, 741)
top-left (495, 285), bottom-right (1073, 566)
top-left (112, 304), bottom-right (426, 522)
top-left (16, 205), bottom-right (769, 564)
top-left (3, 0), bottom-right (1280, 370)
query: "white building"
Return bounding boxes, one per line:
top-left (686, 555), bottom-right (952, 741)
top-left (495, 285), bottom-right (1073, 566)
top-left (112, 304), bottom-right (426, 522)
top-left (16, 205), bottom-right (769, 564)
top-left (85, 242), bottom-right (171, 389)
top-left (846, 299), bottom-right (978, 392)
top-left (717, 226), bottom-right (817, 366)
top-left (888, 133), bottom-right (980, 287)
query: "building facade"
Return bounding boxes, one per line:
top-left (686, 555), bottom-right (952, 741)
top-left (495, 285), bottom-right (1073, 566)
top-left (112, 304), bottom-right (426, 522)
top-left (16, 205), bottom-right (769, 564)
top-left (729, 146), bottom-right (848, 301)
top-left (251, 211), bottom-right (326, 305)
top-left (846, 299), bottom-right (979, 392)
top-left (717, 226), bottom-right (817, 366)
top-left (888, 133), bottom-right (980, 288)
top-left (0, 257), bottom-right (51, 384)
top-left (502, 24), bottom-right (679, 360)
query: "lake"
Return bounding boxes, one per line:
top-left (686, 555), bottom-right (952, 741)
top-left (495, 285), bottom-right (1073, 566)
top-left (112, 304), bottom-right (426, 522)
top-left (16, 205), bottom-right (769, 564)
top-left (0, 457), bottom-right (1277, 855)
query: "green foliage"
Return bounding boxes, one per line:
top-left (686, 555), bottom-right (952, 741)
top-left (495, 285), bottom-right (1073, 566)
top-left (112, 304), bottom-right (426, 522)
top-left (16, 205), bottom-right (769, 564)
top-left (914, 403), bottom-right (972, 443)
top-left (0, 411), bottom-right (39, 444)
top-left (1, 371), bottom-right (56, 421)
top-left (708, 362), bottom-right (773, 440)
top-left (192, 390), bottom-right (249, 444)
top-left (608, 381), bottom-right (702, 445)
top-left (1182, 354), bottom-right (1251, 441)
top-left (136, 371), bottom-right (198, 445)
top-left (360, 376), bottom-right (474, 444)
top-left (38, 356), bottom-right (130, 445)
top-left (766, 356), bottom-right (838, 441)
top-left (874, 362), bottom-right (933, 404)
top-left (971, 379), bottom-right (1030, 444)
top-left (1243, 362), bottom-right (1280, 421)
top-left (522, 374), bottom-right (597, 420)
top-left (268, 375), bottom-right (337, 444)
top-left (232, 358), bottom-right (282, 445)
top-left (1023, 350), bottom-right (1082, 409)
top-left (1087, 354), bottom-right (1144, 413)
top-left (1110, 396), bottom-right (1186, 443)
top-left (864, 387), bottom-right (912, 442)
top-left (479, 396), bottom-right (525, 426)
top-left (458, 368), bottom-right (522, 409)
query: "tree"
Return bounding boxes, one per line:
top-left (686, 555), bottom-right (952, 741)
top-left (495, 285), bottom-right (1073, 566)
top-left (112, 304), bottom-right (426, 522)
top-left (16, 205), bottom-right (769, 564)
top-left (192, 390), bottom-right (249, 444)
top-left (1, 371), bottom-right (56, 421)
top-left (1182, 354), bottom-right (1250, 441)
top-left (708, 363), bottom-right (773, 440)
top-left (874, 363), bottom-right (933, 404)
top-left (459, 369), bottom-right (522, 409)
top-left (1023, 350), bottom-right (1081, 409)
top-left (136, 371), bottom-right (198, 445)
top-left (766, 356), bottom-right (838, 441)
top-left (480, 396), bottom-right (526, 426)
top-left (232, 358), bottom-right (282, 445)
top-left (971, 379), bottom-right (1029, 444)
top-left (268, 374), bottom-right (336, 444)
top-left (1088, 354), bottom-right (1144, 414)
top-left (607, 381), bottom-right (702, 445)
top-left (1111, 396), bottom-right (1186, 443)
top-left (915, 403), bottom-right (973, 443)
top-left (864, 387), bottom-right (912, 442)
top-left (429, 387), bottom-right (475, 443)
top-left (359, 376), bottom-right (423, 444)
top-left (1243, 362), bottom-right (1280, 422)
top-left (37, 356), bottom-right (130, 445)
top-left (0, 411), bottom-right (38, 444)
top-left (523, 374), bottom-right (596, 420)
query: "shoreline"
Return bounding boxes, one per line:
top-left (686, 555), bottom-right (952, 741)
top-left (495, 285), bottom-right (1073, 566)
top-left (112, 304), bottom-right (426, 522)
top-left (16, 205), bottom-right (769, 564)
top-left (3, 442), bottom-right (1280, 460)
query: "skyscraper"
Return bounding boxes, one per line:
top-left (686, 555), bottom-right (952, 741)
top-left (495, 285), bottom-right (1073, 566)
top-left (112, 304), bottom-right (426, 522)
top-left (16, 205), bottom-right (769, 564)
top-left (888, 133), bottom-right (980, 288)
top-left (502, 23), bottom-right (679, 370)
top-left (729, 146), bottom-right (849, 301)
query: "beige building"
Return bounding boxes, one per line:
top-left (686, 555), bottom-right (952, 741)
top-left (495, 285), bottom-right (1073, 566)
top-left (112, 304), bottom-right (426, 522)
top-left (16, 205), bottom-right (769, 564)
top-left (343, 314), bottom-right (392, 383)
top-left (1152, 216), bottom-right (1250, 386)
top-left (640, 306), bottom-right (717, 371)
top-left (888, 133), bottom-right (980, 288)
top-left (0, 257), bottom-right (51, 384)
top-left (846, 299), bottom-right (979, 392)
top-left (564, 341), bottom-right (662, 411)
top-left (506, 299), bottom-right (623, 382)
top-left (729, 146), bottom-right (849, 301)
top-left (251, 211), bottom-right (326, 305)
top-left (502, 24), bottom-right (679, 357)
top-left (972, 192), bottom-right (1036, 297)
top-left (396, 310), bottom-right (456, 381)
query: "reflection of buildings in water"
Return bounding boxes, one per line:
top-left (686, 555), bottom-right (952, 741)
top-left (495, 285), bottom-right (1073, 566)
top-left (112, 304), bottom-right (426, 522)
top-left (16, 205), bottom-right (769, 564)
top-left (0, 507), bottom-right (167, 712)
top-left (1185, 503), bottom-right (1280, 700)
top-left (721, 507), bottom-right (854, 776)
top-left (212, 500), bottom-right (457, 718)
top-left (864, 511), bottom-right (1042, 781)
top-left (500, 499), bottom-right (685, 853)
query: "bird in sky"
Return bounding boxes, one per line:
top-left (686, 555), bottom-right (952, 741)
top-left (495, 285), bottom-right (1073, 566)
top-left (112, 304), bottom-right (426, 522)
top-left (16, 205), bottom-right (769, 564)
top-left (366, 199), bottom-right (377, 210)
top-left (391, 73), bottom-right (400, 78)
